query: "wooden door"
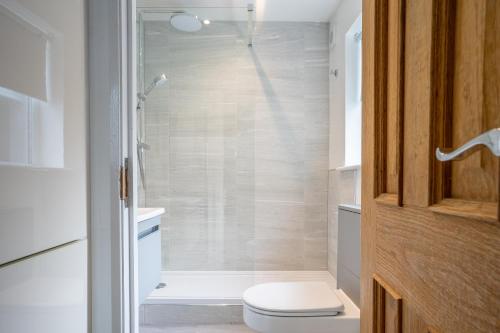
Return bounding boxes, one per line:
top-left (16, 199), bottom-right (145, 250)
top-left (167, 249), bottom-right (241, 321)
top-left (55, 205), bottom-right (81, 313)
top-left (361, 0), bottom-right (500, 332)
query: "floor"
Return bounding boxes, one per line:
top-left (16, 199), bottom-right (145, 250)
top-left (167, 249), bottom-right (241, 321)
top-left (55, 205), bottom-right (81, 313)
top-left (140, 325), bottom-right (256, 333)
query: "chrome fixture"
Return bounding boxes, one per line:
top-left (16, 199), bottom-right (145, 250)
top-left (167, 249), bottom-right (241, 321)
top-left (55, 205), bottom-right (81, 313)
top-left (138, 73), bottom-right (167, 102)
top-left (136, 73), bottom-right (167, 190)
top-left (436, 128), bottom-right (500, 162)
top-left (137, 6), bottom-right (254, 45)
top-left (170, 13), bottom-right (203, 32)
top-left (137, 140), bottom-right (150, 190)
top-left (247, 3), bottom-right (254, 46)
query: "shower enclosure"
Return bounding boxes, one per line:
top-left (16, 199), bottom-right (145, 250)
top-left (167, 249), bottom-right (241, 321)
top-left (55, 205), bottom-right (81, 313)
top-left (136, 3), bottom-right (331, 303)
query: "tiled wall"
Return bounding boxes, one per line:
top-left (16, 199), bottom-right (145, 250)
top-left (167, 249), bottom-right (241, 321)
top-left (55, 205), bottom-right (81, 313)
top-left (142, 21), bottom-right (330, 271)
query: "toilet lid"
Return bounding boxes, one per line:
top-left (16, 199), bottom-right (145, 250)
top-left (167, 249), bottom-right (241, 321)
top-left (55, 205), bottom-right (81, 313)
top-left (243, 282), bottom-right (344, 316)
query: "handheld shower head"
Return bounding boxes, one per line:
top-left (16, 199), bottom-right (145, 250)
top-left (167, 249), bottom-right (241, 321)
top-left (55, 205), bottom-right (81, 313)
top-left (170, 13), bottom-right (202, 32)
top-left (136, 73), bottom-right (167, 189)
top-left (138, 73), bottom-right (167, 101)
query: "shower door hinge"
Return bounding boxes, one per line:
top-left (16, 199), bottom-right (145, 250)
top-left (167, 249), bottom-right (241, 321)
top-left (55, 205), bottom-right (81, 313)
top-left (119, 157), bottom-right (129, 206)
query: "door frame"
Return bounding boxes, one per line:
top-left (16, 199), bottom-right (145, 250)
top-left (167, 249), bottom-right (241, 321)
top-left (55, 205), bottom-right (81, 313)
top-left (88, 0), bottom-right (139, 332)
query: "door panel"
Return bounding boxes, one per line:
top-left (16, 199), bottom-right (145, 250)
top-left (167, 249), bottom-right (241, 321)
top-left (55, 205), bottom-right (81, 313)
top-left (373, 0), bottom-right (405, 206)
top-left (362, 0), bottom-right (500, 332)
top-left (429, 0), bottom-right (499, 222)
top-left (372, 274), bottom-right (402, 333)
top-left (401, 0), bottom-right (433, 208)
top-left (450, 0), bottom-right (498, 203)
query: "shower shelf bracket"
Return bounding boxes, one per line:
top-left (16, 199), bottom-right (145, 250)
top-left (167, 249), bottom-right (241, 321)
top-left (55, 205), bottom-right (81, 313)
top-left (247, 3), bottom-right (254, 47)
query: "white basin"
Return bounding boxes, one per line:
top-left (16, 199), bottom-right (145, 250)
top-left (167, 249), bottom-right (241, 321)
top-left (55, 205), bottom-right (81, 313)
top-left (137, 207), bottom-right (165, 223)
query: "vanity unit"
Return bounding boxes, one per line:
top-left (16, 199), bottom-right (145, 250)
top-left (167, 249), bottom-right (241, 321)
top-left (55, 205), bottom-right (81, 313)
top-left (338, 204), bottom-right (361, 307)
top-left (137, 207), bottom-right (165, 304)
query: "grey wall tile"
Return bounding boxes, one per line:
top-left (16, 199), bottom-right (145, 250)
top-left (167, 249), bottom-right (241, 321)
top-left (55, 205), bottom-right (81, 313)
top-left (142, 21), bottom-right (330, 271)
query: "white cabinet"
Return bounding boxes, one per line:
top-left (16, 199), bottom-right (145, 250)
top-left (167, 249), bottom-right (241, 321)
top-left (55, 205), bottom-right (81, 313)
top-left (137, 208), bottom-right (164, 304)
top-left (0, 240), bottom-right (87, 333)
top-left (338, 205), bottom-right (361, 307)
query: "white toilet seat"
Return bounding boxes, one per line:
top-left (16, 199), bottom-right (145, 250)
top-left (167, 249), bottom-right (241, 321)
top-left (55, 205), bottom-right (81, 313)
top-left (244, 302), bottom-right (340, 317)
top-left (243, 282), bottom-right (343, 316)
top-left (243, 282), bottom-right (360, 333)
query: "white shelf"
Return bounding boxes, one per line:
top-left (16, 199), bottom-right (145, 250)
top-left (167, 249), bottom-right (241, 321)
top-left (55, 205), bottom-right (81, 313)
top-left (335, 164), bottom-right (360, 172)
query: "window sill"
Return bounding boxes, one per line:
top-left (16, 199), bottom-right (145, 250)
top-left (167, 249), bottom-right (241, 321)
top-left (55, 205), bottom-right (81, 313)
top-left (335, 164), bottom-right (360, 172)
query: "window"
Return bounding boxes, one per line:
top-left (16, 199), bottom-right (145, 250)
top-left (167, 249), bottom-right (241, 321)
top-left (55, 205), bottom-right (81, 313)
top-left (344, 14), bottom-right (362, 167)
top-left (0, 3), bottom-right (64, 167)
top-left (0, 87), bottom-right (33, 165)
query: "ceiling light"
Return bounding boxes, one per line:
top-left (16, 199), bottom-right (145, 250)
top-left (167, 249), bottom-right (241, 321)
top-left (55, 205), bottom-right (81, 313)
top-left (202, 19), bottom-right (211, 25)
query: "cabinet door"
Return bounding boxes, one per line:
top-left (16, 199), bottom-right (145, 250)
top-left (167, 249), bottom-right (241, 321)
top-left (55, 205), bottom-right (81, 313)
top-left (0, 241), bottom-right (87, 333)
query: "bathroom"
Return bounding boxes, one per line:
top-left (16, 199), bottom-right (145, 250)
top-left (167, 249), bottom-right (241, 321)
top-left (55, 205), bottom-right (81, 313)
top-left (135, 0), bottom-right (362, 332)
top-left (1, 0), bottom-right (498, 332)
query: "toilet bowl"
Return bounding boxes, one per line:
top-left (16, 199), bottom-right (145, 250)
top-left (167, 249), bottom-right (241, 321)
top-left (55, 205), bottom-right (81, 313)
top-left (243, 282), bottom-right (360, 333)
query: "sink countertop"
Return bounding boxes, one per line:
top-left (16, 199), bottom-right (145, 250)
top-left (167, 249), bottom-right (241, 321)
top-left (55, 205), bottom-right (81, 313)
top-left (338, 204), bottom-right (361, 214)
top-left (137, 207), bottom-right (165, 223)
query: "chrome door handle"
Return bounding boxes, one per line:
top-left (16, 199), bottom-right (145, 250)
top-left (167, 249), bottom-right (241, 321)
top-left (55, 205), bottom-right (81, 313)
top-left (436, 128), bottom-right (500, 162)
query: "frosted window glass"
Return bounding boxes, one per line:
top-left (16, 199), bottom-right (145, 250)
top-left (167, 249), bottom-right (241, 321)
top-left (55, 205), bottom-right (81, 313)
top-left (0, 7), bottom-right (47, 101)
top-left (345, 15), bottom-right (362, 167)
top-left (0, 87), bottom-right (30, 164)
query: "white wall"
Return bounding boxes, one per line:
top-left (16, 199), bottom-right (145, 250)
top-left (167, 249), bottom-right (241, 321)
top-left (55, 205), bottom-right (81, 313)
top-left (327, 0), bottom-right (362, 280)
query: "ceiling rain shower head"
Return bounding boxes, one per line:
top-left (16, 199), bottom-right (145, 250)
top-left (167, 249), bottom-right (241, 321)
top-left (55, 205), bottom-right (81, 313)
top-left (138, 73), bottom-right (167, 101)
top-left (170, 13), bottom-right (203, 32)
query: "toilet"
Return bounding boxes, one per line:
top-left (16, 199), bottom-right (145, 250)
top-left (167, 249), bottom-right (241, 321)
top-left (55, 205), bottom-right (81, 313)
top-left (244, 205), bottom-right (361, 333)
top-left (243, 281), bottom-right (360, 333)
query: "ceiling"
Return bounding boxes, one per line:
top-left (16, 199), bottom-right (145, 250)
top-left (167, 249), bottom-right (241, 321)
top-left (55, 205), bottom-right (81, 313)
top-left (137, 0), bottom-right (341, 22)
top-left (255, 0), bottom-right (340, 22)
